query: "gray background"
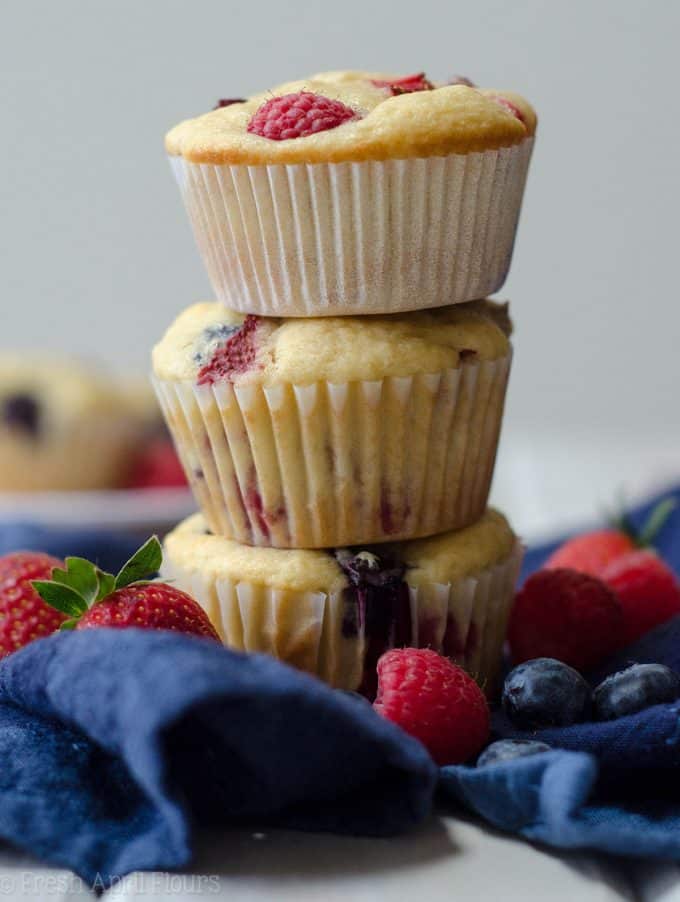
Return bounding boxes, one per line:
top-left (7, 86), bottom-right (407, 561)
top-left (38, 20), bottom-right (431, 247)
top-left (2, 0), bottom-right (678, 437)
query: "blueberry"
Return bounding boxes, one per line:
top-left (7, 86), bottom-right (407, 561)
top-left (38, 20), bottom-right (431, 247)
top-left (338, 690), bottom-right (372, 708)
top-left (334, 548), bottom-right (406, 588)
top-left (502, 658), bottom-right (591, 728)
top-left (593, 663), bottom-right (680, 721)
top-left (477, 739), bottom-right (552, 767)
top-left (2, 393), bottom-right (41, 438)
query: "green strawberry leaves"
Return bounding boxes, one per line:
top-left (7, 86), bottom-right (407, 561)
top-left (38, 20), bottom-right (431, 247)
top-left (30, 580), bottom-right (89, 618)
top-left (32, 536), bottom-right (163, 626)
top-left (114, 536), bottom-right (163, 590)
top-left (613, 497), bottom-right (677, 549)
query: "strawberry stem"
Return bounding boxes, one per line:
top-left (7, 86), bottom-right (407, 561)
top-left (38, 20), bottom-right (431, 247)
top-left (609, 496), bottom-right (676, 549)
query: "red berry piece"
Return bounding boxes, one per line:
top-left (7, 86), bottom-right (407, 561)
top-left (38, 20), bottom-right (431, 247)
top-left (371, 73), bottom-right (433, 95)
top-left (489, 95), bottom-right (525, 123)
top-left (213, 98), bottom-right (245, 110)
top-left (545, 529), bottom-right (635, 578)
top-left (247, 92), bottom-right (357, 141)
top-left (126, 438), bottom-right (188, 489)
top-left (197, 315), bottom-right (260, 385)
top-left (373, 648), bottom-right (489, 765)
top-left (602, 550), bottom-right (680, 645)
top-left (33, 537), bottom-right (221, 642)
top-left (0, 552), bottom-right (67, 657)
top-left (508, 569), bottom-right (623, 671)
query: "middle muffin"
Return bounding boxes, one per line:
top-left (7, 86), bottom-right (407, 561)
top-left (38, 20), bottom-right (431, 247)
top-left (153, 299), bottom-right (512, 548)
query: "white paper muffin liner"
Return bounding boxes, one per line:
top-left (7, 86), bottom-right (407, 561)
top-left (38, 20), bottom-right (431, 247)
top-left (162, 538), bottom-right (523, 695)
top-left (153, 351), bottom-right (511, 549)
top-left (169, 139), bottom-right (533, 317)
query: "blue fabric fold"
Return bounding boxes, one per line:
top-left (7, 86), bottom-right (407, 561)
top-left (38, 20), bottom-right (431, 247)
top-left (0, 629), bottom-right (437, 885)
top-left (441, 483), bottom-right (680, 861)
top-left (0, 483), bottom-right (677, 878)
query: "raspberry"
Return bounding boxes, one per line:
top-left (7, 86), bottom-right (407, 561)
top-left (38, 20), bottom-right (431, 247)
top-left (373, 648), bottom-right (489, 765)
top-left (371, 73), bottom-right (433, 95)
top-left (602, 550), bottom-right (680, 645)
top-left (197, 315), bottom-right (260, 385)
top-left (247, 92), bottom-right (357, 141)
top-left (508, 569), bottom-right (623, 671)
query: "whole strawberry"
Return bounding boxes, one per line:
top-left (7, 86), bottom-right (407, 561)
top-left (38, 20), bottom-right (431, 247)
top-left (508, 568), bottom-right (623, 671)
top-left (32, 537), bottom-right (220, 641)
top-left (373, 648), bottom-right (489, 765)
top-left (602, 550), bottom-right (680, 645)
top-left (0, 551), bottom-right (67, 657)
top-left (544, 498), bottom-right (676, 577)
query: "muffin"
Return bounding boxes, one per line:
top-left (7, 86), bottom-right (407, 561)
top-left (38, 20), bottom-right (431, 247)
top-left (166, 70), bottom-right (536, 316)
top-left (152, 298), bottom-right (512, 548)
top-left (0, 355), bottom-right (141, 492)
top-left (163, 508), bottom-right (522, 696)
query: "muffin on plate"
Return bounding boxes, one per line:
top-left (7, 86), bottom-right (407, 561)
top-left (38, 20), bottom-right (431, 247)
top-left (0, 355), bottom-right (140, 492)
top-left (163, 508), bottom-right (522, 696)
top-left (166, 70), bottom-right (536, 316)
top-left (152, 298), bottom-right (512, 548)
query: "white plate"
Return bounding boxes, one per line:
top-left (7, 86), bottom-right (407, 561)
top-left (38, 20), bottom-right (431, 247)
top-left (0, 487), bottom-right (196, 536)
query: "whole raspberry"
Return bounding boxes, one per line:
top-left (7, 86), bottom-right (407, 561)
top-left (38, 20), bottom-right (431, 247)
top-left (197, 315), bottom-right (260, 385)
top-left (602, 550), bottom-right (680, 645)
top-left (247, 92), bottom-right (357, 141)
top-left (371, 73), bottom-right (433, 95)
top-left (373, 648), bottom-right (489, 765)
top-left (508, 569), bottom-right (623, 671)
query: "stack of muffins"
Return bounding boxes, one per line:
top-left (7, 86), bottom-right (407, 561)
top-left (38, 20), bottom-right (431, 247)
top-left (154, 70), bottom-right (536, 696)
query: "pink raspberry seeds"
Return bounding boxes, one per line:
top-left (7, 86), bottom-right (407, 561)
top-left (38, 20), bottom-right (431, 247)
top-left (247, 92), bottom-right (358, 141)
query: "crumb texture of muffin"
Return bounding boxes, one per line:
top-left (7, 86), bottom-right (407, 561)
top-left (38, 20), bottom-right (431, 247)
top-left (0, 355), bottom-right (142, 491)
top-left (166, 70), bottom-right (536, 165)
top-left (163, 509), bottom-right (522, 693)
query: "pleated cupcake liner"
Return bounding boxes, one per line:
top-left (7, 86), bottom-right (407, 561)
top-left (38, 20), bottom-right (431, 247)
top-left (161, 539), bottom-right (523, 695)
top-left (153, 351), bottom-right (511, 549)
top-left (169, 138), bottom-right (533, 317)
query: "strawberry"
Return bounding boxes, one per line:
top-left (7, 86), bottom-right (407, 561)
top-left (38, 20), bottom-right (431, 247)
top-left (508, 568), bottom-right (623, 671)
top-left (126, 438), bottom-right (188, 489)
top-left (247, 92), bottom-right (357, 141)
top-left (544, 530), bottom-right (635, 577)
top-left (602, 550), bottom-right (680, 645)
top-left (373, 648), bottom-right (489, 765)
top-left (32, 537), bottom-right (220, 641)
top-left (544, 498), bottom-right (676, 578)
top-left (0, 551), bottom-right (67, 657)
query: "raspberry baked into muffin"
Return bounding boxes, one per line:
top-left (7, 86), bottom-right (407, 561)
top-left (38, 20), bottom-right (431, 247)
top-left (166, 70), bottom-right (536, 316)
top-left (0, 356), bottom-right (140, 492)
top-left (163, 508), bottom-right (522, 696)
top-left (152, 298), bottom-right (512, 548)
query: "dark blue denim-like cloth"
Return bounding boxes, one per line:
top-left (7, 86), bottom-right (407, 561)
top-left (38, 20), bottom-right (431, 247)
top-left (0, 483), bottom-right (677, 881)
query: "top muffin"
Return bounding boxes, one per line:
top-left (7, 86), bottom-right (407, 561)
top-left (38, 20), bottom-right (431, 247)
top-left (166, 69), bottom-right (536, 165)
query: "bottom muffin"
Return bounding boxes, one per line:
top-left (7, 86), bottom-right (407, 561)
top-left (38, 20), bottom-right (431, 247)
top-left (162, 509), bottom-right (522, 697)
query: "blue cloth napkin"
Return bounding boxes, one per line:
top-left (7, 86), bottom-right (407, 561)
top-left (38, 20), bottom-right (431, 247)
top-left (0, 483), bottom-right (677, 880)
top-left (0, 629), bottom-right (436, 886)
top-left (441, 483), bottom-right (680, 861)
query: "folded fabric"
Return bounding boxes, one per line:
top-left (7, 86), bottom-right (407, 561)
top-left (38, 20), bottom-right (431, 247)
top-left (0, 483), bottom-right (677, 880)
top-left (441, 483), bottom-right (680, 861)
top-left (0, 629), bottom-right (437, 886)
